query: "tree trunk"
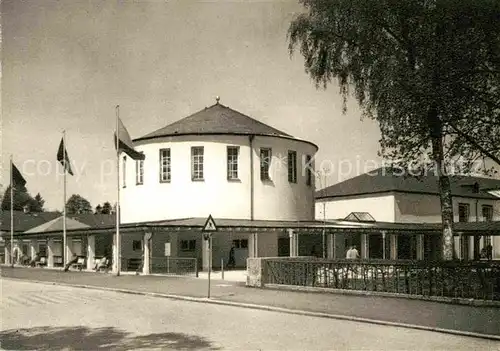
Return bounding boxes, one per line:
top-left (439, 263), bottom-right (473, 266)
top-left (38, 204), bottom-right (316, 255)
top-left (429, 109), bottom-right (455, 261)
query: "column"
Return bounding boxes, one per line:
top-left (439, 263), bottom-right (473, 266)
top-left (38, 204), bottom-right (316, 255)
top-left (47, 238), bottom-right (55, 268)
top-left (381, 231), bottom-right (387, 260)
top-left (248, 233), bottom-right (258, 258)
top-left (288, 229), bottom-right (298, 257)
top-left (361, 233), bottom-right (369, 259)
top-left (416, 234), bottom-right (424, 260)
top-left (327, 233), bottom-right (335, 259)
top-left (142, 232), bottom-right (152, 275)
top-left (86, 235), bottom-right (95, 271)
top-left (4, 243), bottom-right (11, 265)
top-left (66, 239), bottom-right (74, 259)
top-left (390, 234), bottom-right (398, 260)
top-left (30, 239), bottom-right (37, 260)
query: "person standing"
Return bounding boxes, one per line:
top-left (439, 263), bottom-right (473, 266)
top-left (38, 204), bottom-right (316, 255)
top-left (351, 246), bottom-right (360, 259)
top-left (346, 246), bottom-right (353, 259)
top-left (486, 244), bottom-right (493, 261)
top-left (227, 244), bottom-right (236, 269)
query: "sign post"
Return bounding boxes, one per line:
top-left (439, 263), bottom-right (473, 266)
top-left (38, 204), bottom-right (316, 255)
top-left (202, 214), bottom-right (218, 298)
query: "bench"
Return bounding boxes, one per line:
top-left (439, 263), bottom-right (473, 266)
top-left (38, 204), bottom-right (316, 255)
top-left (95, 257), bottom-right (111, 272)
top-left (71, 257), bottom-right (86, 271)
top-left (35, 257), bottom-right (47, 267)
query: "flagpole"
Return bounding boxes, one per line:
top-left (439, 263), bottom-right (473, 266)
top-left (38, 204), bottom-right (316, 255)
top-left (63, 130), bottom-right (67, 267)
top-left (115, 105), bottom-right (121, 276)
top-left (10, 155), bottom-right (14, 267)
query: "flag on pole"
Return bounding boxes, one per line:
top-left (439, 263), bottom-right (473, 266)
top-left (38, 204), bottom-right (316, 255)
top-left (114, 118), bottom-right (145, 160)
top-left (12, 163), bottom-right (27, 188)
top-left (57, 137), bottom-right (74, 175)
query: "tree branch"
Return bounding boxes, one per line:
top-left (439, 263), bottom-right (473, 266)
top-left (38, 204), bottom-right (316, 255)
top-left (448, 121), bottom-right (500, 166)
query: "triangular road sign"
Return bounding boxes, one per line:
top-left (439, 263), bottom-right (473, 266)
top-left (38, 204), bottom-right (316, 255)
top-left (202, 214), bottom-right (218, 232)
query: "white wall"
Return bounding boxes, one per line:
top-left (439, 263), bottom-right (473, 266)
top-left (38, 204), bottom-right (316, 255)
top-left (394, 192), bottom-right (500, 223)
top-left (316, 194), bottom-right (396, 222)
top-left (120, 134), bottom-right (317, 223)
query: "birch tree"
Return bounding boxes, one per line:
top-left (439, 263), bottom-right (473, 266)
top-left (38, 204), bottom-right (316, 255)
top-left (288, 0), bottom-right (500, 259)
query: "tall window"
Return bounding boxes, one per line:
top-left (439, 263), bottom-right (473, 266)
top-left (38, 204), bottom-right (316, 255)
top-left (159, 148), bottom-right (171, 182)
top-left (305, 154), bottom-right (313, 186)
top-left (227, 146), bottom-right (239, 180)
top-left (288, 150), bottom-right (297, 183)
top-left (136, 159), bottom-right (144, 185)
top-left (191, 146), bottom-right (204, 181)
top-left (482, 205), bottom-right (493, 221)
top-left (458, 203), bottom-right (470, 222)
top-left (260, 148), bottom-right (272, 181)
top-left (483, 205), bottom-right (494, 248)
top-left (122, 156), bottom-right (127, 188)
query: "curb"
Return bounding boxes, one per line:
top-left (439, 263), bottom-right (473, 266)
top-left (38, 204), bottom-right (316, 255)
top-left (4, 277), bottom-right (500, 342)
top-left (264, 284), bottom-right (500, 308)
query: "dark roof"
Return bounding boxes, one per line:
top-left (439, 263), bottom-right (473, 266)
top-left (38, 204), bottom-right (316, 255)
top-left (24, 216), bottom-right (90, 233)
top-left (0, 211), bottom-right (61, 233)
top-left (0, 212), bottom-right (115, 233)
top-left (68, 213), bottom-right (116, 228)
top-left (316, 167), bottom-right (500, 200)
top-left (134, 103), bottom-right (318, 149)
top-left (7, 215), bottom-right (500, 238)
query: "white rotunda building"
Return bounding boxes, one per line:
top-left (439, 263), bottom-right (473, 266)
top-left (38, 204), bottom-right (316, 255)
top-left (120, 100), bottom-right (318, 224)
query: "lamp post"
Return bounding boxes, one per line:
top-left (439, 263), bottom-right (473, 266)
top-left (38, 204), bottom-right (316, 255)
top-left (317, 167), bottom-right (329, 259)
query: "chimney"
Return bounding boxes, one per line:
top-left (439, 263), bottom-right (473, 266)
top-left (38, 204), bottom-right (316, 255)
top-left (23, 204), bottom-right (30, 214)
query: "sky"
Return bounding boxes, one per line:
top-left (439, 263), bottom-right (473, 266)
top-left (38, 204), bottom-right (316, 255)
top-left (2, 0), bottom-right (383, 211)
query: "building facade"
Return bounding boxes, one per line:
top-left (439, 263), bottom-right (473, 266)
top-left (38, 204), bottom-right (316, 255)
top-left (116, 100), bottom-right (318, 268)
top-left (316, 168), bottom-right (500, 259)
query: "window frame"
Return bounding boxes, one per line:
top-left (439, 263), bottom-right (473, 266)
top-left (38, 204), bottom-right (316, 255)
top-left (191, 146), bottom-right (204, 181)
top-left (458, 203), bottom-right (470, 222)
top-left (288, 150), bottom-right (297, 183)
top-left (227, 146), bottom-right (239, 180)
top-left (260, 148), bottom-right (272, 181)
top-left (136, 159), bottom-right (144, 185)
top-left (305, 154), bottom-right (313, 186)
top-left (132, 240), bottom-right (142, 251)
top-left (482, 205), bottom-right (493, 221)
top-left (180, 239), bottom-right (196, 252)
top-left (122, 156), bottom-right (127, 188)
top-left (159, 148), bottom-right (171, 183)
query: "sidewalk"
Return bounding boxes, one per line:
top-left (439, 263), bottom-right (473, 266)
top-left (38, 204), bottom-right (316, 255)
top-left (2, 266), bottom-right (499, 339)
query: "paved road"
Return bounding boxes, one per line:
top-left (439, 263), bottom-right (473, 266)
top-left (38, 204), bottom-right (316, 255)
top-left (2, 279), bottom-right (499, 351)
top-left (2, 267), bottom-right (500, 338)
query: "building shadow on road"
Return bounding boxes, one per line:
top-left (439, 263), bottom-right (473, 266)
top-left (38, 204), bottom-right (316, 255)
top-left (0, 326), bottom-right (220, 350)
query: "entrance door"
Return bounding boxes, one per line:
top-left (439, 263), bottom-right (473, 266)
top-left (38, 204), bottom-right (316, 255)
top-left (278, 237), bottom-right (290, 256)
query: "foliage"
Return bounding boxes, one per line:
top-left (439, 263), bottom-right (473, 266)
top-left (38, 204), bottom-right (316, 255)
top-left (65, 194), bottom-right (93, 214)
top-left (94, 202), bottom-right (112, 214)
top-left (287, 0), bottom-right (500, 260)
top-left (288, 0), bottom-right (500, 174)
top-left (32, 193), bottom-right (45, 212)
top-left (1, 186), bottom-right (43, 212)
top-left (101, 202), bottom-right (112, 214)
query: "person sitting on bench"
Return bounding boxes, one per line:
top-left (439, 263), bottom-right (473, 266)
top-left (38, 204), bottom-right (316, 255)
top-left (64, 254), bottom-right (79, 272)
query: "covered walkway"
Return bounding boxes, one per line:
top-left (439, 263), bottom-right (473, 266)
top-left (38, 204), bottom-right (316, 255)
top-left (3, 218), bottom-right (500, 275)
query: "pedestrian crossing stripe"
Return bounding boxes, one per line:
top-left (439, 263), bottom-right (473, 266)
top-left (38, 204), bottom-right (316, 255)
top-left (202, 214), bottom-right (218, 232)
